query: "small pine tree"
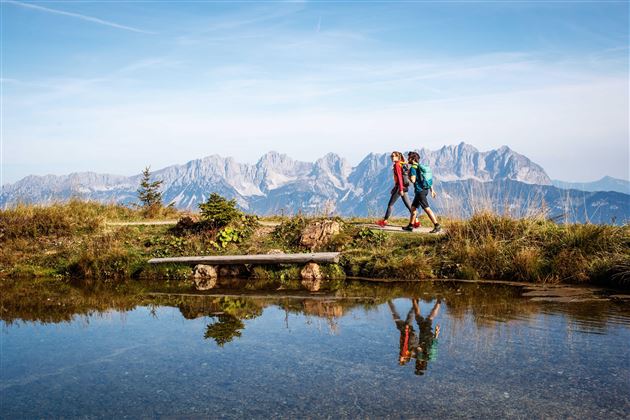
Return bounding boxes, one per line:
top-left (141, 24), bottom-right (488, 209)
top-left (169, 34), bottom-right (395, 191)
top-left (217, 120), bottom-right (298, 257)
top-left (137, 166), bottom-right (163, 213)
top-left (199, 193), bottom-right (242, 228)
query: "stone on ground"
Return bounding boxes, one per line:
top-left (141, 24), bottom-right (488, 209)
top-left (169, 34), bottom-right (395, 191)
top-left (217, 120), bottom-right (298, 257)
top-left (300, 220), bottom-right (341, 250)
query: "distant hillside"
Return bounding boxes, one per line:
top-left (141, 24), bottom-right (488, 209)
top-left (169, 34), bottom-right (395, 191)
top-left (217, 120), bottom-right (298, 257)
top-left (2, 143), bottom-right (628, 224)
top-left (553, 176), bottom-right (630, 195)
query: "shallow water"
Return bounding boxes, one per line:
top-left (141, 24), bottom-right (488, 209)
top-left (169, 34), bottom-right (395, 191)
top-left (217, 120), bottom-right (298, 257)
top-left (1, 280), bottom-right (629, 418)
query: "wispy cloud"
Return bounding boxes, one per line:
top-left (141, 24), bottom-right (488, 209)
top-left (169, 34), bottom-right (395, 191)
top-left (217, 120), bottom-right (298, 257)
top-left (5, 0), bottom-right (155, 34)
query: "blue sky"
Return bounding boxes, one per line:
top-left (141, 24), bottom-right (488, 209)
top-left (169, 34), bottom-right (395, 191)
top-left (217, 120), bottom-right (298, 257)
top-left (2, 0), bottom-right (629, 184)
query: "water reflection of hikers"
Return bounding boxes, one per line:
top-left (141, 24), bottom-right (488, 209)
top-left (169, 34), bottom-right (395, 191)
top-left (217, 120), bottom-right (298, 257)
top-left (413, 298), bottom-right (441, 375)
top-left (388, 299), bottom-right (441, 375)
top-left (377, 151), bottom-right (413, 227)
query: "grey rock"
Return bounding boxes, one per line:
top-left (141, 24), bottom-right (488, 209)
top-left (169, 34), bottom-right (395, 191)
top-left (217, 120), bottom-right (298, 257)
top-left (300, 220), bottom-right (341, 251)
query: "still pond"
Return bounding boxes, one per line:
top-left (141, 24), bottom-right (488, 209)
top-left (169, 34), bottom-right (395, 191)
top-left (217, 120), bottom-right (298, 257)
top-left (1, 279), bottom-right (629, 418)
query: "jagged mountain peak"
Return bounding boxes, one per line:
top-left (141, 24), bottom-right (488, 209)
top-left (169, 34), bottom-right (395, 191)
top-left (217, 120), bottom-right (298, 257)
top-left (256, 151), bottom-right (297, 167)
top-left (314, 153), bottom-right (350, 170)
top-left (437, 142), bottom-right (479, 154)
top-left (3, 144), bottom-right (559, 211)
top-left (456, 141), bottom-right (479, 153)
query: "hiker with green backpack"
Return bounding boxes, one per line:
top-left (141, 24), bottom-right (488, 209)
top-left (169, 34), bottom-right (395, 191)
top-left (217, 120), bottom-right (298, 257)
top-left (404, 152), bottom-right (441, 233)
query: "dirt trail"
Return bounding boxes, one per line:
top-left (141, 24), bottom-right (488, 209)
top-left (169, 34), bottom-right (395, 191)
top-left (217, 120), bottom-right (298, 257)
top-left (105, 220), bottom-right (178, 226)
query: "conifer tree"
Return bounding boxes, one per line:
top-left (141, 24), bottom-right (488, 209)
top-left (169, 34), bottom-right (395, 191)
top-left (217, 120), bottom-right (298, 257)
top-left (137, 166), bottom-right (163, 210)
top-left (199, 193), bottom-right (241, 228)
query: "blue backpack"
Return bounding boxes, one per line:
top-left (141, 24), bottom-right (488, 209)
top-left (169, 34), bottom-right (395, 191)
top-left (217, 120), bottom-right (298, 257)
top-left (416, 164), bottom-right (433, 190)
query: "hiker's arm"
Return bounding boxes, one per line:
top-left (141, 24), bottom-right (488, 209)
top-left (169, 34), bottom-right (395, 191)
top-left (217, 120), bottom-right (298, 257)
top-left (409, 166), bottom-right (417, 185)
top-left (387, 301), bottom-right (400, 321)
top-left (430, 186), bottom-right (436, 198)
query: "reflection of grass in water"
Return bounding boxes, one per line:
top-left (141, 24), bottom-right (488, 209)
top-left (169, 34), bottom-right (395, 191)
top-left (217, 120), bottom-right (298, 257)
top-left (2, 277), bottom-right (628, 339)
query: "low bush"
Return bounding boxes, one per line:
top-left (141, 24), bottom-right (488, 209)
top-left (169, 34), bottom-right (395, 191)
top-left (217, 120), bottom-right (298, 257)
top-left (199, 193), bottom-right (242, 229)
top-left (272, 215), bottom-right (308, 249)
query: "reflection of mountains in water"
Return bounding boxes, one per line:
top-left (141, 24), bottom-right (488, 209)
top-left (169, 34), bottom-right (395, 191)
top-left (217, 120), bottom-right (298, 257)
top-left (2, 279), bottom-right (628, 336)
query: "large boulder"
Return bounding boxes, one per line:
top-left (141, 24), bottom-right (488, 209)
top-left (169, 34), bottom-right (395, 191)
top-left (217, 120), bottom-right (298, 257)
top-left (300, 262), bottom-right (323, 292)
top-left (193, 264), bottom-right (218, 290)
top-left (300, 220), bottom-right (341, 250)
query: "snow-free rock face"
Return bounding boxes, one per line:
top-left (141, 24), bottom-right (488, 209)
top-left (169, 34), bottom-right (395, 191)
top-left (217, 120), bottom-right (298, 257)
top-left (2, 143), bottom-right (627, 224)
top-left (254, 151), bottom-right (312, 193)
top-left (416, 143), bottom-right (551, 185)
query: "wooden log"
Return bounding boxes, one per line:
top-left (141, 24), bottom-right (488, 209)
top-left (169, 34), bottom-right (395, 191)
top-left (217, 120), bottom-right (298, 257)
top-left (148, 252), bottom-right (341, 265)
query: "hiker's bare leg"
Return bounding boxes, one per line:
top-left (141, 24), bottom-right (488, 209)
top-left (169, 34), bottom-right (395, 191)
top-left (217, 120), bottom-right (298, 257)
top-left (402, 192), bottom-right (419, 224)
top-left (424, 207), bottom-right (438, 225)
top-left (428, 300), bottom-right (441, 321)
top-left (412, 298), bottom-right (420, 316)
top-left (409, 207), bottom-right (418, 227)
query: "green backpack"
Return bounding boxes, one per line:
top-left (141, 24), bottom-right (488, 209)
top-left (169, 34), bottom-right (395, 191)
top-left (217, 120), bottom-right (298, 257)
top-left (417, 164), bottom-right (433, 190)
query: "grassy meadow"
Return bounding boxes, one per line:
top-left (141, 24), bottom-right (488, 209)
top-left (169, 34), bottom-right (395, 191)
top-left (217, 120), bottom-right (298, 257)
top-left (0, 200), bottom-right (628, 288)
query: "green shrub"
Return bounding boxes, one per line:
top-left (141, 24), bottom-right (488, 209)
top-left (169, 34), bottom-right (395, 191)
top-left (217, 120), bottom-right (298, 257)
top-left (353, 227), bottom-right (387, 247)
top-left (216, 226), bottom-right (243, 248)
top-left (199, 193), bottom-right (242, 229)
top-left (272, 216), bottom-right (307, 249)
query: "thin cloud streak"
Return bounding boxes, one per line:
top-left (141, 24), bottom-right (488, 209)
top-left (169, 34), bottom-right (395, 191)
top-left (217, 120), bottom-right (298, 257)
top-left (6, 0), bottom-right (155, 34)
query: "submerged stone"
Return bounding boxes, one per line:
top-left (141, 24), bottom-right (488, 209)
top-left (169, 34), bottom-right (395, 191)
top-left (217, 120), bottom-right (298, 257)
top-left (301, 262), bottom-right (323, 291)
top-left (193, 264), bottom-right (218, 290)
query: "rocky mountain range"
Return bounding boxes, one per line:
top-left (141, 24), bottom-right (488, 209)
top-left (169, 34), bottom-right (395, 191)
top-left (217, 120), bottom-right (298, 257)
top-left (552, 176), bottom-right (630, 195)
top-left (2, 143), bottom-right (628, 224)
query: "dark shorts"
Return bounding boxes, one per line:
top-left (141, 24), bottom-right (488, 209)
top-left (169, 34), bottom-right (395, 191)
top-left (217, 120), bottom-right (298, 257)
top-left (412, 189), bottom-right (430, 209)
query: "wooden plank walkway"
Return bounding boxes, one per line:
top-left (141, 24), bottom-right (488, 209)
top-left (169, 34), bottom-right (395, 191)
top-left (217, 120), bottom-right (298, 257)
top-left (148, 252), bottom-right (340, 265)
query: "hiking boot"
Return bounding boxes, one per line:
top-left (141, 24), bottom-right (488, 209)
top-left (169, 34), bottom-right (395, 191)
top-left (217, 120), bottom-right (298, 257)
top-left (429, 224), bottom-right (442, 234)
top-left (402, 225), bottom-right (414, 232)
top-left (413, 221), bottom-right (421, 228)
top-left (376, 219), bottom-right (388, 227)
